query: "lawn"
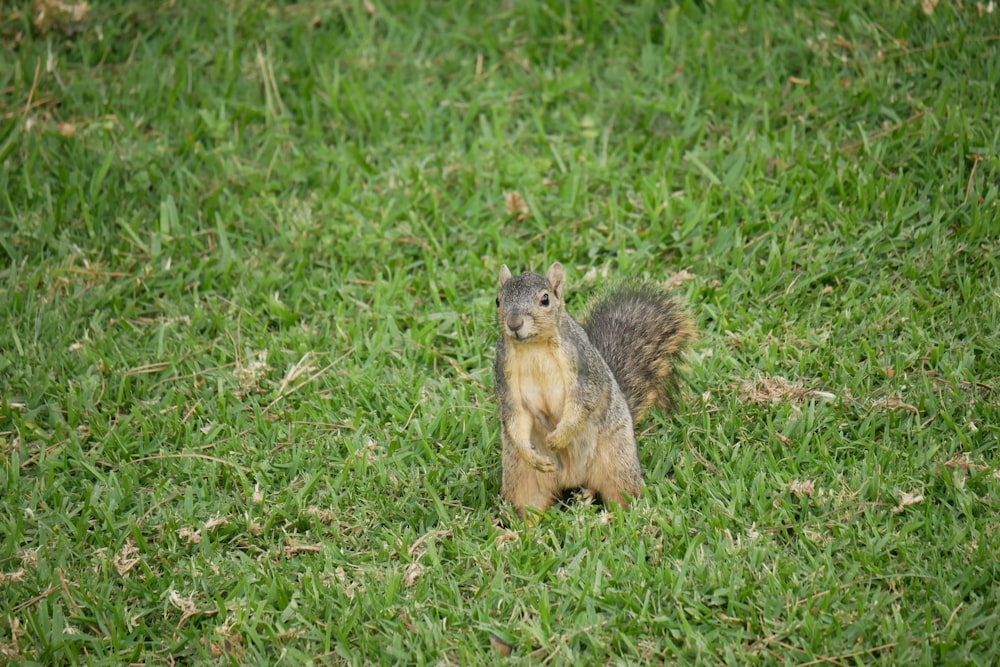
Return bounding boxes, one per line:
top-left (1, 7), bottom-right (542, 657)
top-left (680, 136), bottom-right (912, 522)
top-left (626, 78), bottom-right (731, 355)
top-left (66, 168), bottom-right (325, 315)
top-left (2, 0), bottom-right (999, 664)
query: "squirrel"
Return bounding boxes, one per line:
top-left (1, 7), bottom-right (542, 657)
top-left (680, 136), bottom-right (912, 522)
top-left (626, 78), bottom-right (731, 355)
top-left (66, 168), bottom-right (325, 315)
top-left (493, 262), bottom-right (695, 516)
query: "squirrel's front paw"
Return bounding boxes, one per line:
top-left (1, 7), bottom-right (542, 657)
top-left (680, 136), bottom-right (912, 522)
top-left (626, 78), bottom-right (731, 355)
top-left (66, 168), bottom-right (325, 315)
top-left (545, 428), bottom-right (571, 451)
top-left (522, 447), bottom-right (557, 473)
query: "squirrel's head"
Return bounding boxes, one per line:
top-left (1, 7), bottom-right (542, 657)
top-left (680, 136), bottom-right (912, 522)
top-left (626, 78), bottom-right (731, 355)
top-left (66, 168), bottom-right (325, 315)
top-left (496, 262), bottom-right (565, 343)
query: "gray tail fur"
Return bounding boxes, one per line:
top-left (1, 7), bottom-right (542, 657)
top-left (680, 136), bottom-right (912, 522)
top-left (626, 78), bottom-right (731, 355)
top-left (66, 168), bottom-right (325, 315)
top-left (581, 284), bottom-right (696, 422)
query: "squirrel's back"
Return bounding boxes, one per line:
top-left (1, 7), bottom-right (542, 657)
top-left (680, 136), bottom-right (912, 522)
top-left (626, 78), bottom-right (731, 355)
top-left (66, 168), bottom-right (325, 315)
top-left (582, 284), bottom-right (695, 422)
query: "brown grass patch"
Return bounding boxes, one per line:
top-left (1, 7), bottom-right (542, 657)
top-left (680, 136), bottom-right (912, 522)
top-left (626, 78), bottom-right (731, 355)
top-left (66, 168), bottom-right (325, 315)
top-left (739, 374), bottom-right (836, 406)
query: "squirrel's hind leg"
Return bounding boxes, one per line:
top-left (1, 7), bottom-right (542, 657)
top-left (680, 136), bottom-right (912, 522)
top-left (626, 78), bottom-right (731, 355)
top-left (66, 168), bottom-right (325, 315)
top-left (501, 451), bottom-right (562, 516)
top-left (586, 428), bottom-right (642, 509)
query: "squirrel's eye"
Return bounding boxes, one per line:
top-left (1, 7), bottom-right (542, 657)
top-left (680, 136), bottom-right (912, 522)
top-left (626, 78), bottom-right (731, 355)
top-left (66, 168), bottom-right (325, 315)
top-left (540, 293), bottom-right (550, 306)
top-left (495, 297), bottom-right (500, 308)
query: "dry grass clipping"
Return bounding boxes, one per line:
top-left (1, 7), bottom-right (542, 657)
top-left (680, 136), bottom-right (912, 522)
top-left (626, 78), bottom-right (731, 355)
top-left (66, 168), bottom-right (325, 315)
top-left (33, 0), bottom-right (90, 35)
top-left (739, 374), bottom-right (836, 405)
top-left (504, 191), bottom-right (530, 221)
top-left (789, 479), bottom-right (816, 498)
top-left (0, 569), bottom-right (27, 584)
top-left (113, 538), bottom-right (141, 577)
top-left (892, 491), bottom-right (924, 514)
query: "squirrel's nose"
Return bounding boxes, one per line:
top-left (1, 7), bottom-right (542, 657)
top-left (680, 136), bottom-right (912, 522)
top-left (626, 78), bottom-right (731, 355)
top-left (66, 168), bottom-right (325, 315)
top-left (505, 315), bottom-right (524, 333)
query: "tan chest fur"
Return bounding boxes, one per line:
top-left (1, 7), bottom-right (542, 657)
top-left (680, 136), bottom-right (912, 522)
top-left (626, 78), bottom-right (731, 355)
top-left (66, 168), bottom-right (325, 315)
top-left (505, 342), bottom-right (571, 432)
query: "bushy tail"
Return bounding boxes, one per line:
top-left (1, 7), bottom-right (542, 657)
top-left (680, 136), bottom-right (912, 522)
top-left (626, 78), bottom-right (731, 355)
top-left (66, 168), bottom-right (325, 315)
top-left (582, 285), bottom-right (696, 423)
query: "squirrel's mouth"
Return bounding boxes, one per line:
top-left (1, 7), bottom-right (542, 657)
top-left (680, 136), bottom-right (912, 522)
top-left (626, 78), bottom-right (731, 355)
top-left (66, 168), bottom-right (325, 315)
top-left (507, 329), bottom-right (534, 342)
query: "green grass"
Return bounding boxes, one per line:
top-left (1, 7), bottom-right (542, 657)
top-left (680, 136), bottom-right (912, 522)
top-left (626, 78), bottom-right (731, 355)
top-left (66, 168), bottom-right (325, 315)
top-left (2, 0), bottom-right (999, 664)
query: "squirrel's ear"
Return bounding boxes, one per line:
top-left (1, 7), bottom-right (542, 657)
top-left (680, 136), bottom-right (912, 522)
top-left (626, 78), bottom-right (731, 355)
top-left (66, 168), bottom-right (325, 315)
top-left (546, 262), bottom-right (565, 300)
top-left (499, 264), bottom-right (513, 287)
